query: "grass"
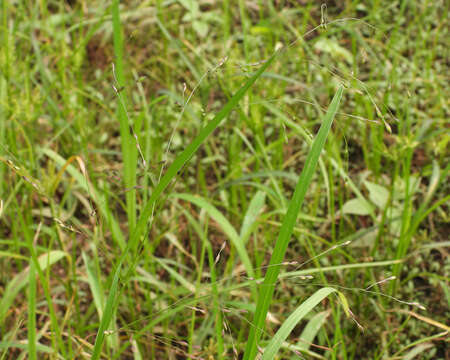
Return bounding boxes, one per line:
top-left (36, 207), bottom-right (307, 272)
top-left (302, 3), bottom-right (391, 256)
top-left (0, 0), bottom-right (449, 359)
top-left (243, 86), bottom-right (343, 360)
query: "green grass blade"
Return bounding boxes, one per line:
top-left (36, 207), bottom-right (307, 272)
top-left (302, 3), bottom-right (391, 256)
top-left (154, 257), bottom-right (196, 293)
top-left (172, 193), bottom-right (255, 283)
top-left (91, 264), bottom-right (121, 360)
top-left (240, 190), bottom-right (266, 244)
top-left (243, 86), bottom-right (344, 360)
top-left (262, 287), bottom-right (338, 360)
top-left (0, 251), bottom-right (27, 260)
top-left (402, 343), bottom-right (434, 360)
top-left (27, 259), bottom-right (37, 360)
top-left (90, 49), bottom-right (277, 360)
top-left (0, 341), bottom-right (55, 355)
top-left (295, 310), bottom-right (330, 353)
top-left (178, 206), bottom-right (224, 358)
top-left (112, 0), bottom-right (137, 231)
top-left (0, 250), bottom-right (68, 323)
top-left (83, 252), bottom-right (119, 353)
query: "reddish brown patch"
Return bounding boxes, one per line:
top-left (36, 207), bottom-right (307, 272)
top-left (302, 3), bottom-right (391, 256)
top-left (86, 36), bottom-right (110, 70)
top-left (412, 147), bottom-right (428, 170)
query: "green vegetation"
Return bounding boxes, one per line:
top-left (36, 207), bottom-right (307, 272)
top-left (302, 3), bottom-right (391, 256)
top-left (0, 1), bottom-right (448, 359)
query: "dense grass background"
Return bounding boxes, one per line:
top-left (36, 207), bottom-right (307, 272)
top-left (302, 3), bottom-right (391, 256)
top-left (0, 0), bottom-right (448, 359)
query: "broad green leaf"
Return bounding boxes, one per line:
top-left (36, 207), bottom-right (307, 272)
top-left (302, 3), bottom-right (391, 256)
top-left (364, 181), bottom-right (389, 209)
top-left (403, 343), bottom-right (434, 360)
top-left (314, 38), bottom-right (353, 64)
top-left (342, 198), bottom-right (373, 215)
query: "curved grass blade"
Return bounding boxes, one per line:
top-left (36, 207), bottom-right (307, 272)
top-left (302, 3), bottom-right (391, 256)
top-left (295, 310), bottom-right (330, 353)
top-left (262, 287), bottom-right (339, 360)
top-left (90, 44), bottom-right (278, 360)
top-left (171, 193), bottom-right (255, 285)
top-left (243, 86), bottom-right (344, 360)
top-left (240, 190), bottom-right (266, 245)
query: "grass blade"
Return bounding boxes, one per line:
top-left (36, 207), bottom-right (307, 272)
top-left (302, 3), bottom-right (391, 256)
top-left (295, 310), bottom-right (330, 352)
top-left (240, 190), bottom-right (266, 244)
top-left (178, 206), bottom-right (224, 358)
top-left (262, 287), bottom-right (338, 360)
top-left (172, 193), bottom-right (255, 286)
top-left (112, 0), bottom-right (138, 231)
top-left (0, 250), bottom-right (68, 324)
top-left (90, 265), bottom-right (121, 360)
top-left (83, 252), bottom-right (119, 353)
top-left (243, 86), bottom-right (344, 360)
top-left (403, 343), bottom-right (434, 360)
top-left (27, 259), bottom-right (37, 360)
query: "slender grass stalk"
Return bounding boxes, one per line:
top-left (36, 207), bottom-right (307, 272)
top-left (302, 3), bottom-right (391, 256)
top-left (243, 86), bottom-right (344, 360)
top-left (112, 0), bottom-right (138, 231)
top-left (17, 208), bottom-right (66, 357)
top-left (27, 260), bottom-right (37, 360)
top-left (178, 207), bottom-right (224, 358)
top-left (26, 206), bottom-right (39, 360)
top-left (83, 252), bottom-right (119, 353)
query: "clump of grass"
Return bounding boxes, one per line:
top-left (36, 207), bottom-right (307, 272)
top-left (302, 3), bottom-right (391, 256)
top-left (0, 1), bottom-right (448, 359)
